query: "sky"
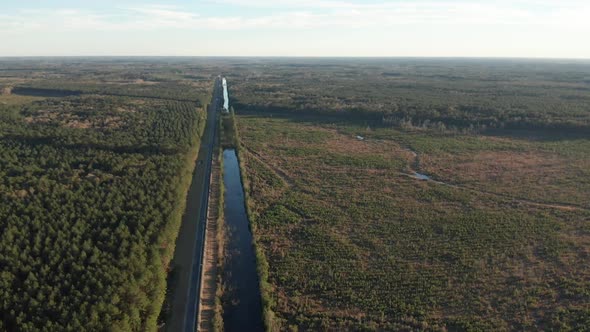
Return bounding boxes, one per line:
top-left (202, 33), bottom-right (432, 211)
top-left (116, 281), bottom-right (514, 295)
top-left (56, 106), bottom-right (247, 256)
top-left (0, 0), bottom-right (589, 58)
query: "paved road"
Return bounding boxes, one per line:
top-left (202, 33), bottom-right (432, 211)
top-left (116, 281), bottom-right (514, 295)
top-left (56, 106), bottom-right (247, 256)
top-left (167, 77), bottom-right (222, 332)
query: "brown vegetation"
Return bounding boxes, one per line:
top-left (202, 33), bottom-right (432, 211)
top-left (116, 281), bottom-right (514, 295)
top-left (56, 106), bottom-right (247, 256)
top-left (2, 86), bottom-right (12, 95)
top-left (236, 114), bottom-right (590, 331)
top-left (198, 153), bottom-right (222, 332)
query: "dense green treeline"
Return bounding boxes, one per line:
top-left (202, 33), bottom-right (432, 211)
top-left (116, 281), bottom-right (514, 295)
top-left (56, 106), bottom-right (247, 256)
top-left (4, 96), bottom-right (200, 154)
top-left (0, 90), bottom-right (206, 330)
top-left (228, 59), bottom-right (590, 132)
top-left (14, 82), bottom-right (205, 103)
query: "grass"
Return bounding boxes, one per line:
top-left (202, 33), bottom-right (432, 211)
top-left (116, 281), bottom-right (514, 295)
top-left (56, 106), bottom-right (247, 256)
top-left (235, 113), bottom-right (590, 331)
top-left (0, 94), bottom-right (48, 106)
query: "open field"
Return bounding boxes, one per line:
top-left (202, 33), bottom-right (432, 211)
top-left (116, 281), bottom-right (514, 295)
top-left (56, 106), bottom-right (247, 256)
top-left (236, 115), bottom-right (590, 331)
top-left (0, 94), bottom-right (48, 106)
top-left (227, 59), bottom-right (590, 331)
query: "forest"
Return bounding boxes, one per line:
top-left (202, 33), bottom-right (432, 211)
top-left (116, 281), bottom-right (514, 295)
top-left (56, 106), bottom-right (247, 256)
top-left (227, 58), bottom-right (590, 133)
top-left (1, 57), bottom-right (589, 331)
top-left (0, 59), bottom-right (212, 331)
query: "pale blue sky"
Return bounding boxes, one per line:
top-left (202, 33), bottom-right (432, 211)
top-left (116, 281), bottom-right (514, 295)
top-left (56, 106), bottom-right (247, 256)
top-left (1, 0), bottom-right (589, 57)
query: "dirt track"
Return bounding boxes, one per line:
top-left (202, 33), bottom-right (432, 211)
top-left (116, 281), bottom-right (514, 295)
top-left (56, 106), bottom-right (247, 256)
top-left (198, 153), bottom-right (221, 332)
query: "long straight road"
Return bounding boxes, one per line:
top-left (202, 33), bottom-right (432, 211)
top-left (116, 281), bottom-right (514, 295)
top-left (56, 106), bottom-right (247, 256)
top-left (167, 77), bottom-right (222, 332)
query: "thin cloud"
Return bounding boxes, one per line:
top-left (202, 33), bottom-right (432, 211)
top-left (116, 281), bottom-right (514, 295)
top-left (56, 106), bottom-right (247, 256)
top-left (1, 1), bottom-right (589, 33)
top-left (125, 5), bottom-right (200, 21)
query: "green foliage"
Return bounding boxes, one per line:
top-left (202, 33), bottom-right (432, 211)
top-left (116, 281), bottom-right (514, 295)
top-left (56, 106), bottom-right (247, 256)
top-left (227, 120), bottom-right (282, 332)
top-left (236, 114), bottom-right (590, 331)
top-left (221, 109), bottom-right (238, 148)
top-left (229, 59), bottom-right (590, 133)
top-left (0, 82), bottom-right (206, 330)
top-left (14, 82), bottom-right (205, 103)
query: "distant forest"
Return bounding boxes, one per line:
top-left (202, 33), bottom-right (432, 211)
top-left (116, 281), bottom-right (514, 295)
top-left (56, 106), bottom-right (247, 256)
top-left (229, 59), bottom-right (590, 133)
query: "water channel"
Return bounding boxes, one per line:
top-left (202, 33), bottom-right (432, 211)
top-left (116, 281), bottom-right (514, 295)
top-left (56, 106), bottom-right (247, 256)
top-left (413, 172), bottom-right (431, 180)
top-left (222, 77), bottom-right (229, 111)
top-left (222, 149), bottom-right (263, 332)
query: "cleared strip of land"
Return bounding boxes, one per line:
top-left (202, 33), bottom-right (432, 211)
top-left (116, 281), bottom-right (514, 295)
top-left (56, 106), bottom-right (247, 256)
top-left (198, 151), bottom-right (222, 332)
top-left (166, 78), bottom-right (222, 332)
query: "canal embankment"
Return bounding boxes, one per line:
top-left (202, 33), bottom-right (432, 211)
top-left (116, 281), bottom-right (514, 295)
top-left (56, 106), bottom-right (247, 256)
top-left (164, 77), bottom-right (222, 332)
top-left (197, 147), bottom-right (223, 332)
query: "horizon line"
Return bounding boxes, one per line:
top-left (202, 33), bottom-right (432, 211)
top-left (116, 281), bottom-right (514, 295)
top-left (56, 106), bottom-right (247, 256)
top-left (1, 55), bottom-right (590, 61)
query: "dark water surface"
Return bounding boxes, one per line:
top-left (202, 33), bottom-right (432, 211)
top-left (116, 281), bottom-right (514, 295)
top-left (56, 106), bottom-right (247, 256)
top-left (413, 172), bottom-right (431, 180)
top-left (222, 149), bottom-right (264, 332)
